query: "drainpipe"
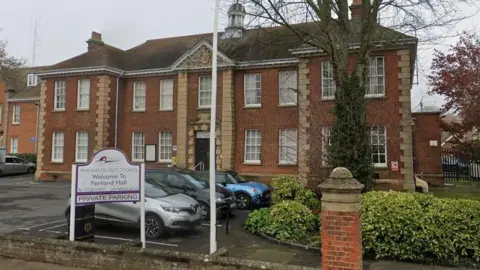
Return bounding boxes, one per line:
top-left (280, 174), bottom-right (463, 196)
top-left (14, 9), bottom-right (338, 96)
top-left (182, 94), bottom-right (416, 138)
top-left (34, 100), bottom-right (40, 154)
top-left (114, 71), bottom-right (124, 148)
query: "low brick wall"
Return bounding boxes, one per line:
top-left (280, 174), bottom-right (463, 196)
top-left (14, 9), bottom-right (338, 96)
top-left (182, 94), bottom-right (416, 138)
top-left (0, 235), bottom-right (317, 270)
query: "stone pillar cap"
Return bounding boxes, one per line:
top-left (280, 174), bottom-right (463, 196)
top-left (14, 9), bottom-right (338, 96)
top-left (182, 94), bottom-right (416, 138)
top-left (318, 167), bottom-right (364, 193)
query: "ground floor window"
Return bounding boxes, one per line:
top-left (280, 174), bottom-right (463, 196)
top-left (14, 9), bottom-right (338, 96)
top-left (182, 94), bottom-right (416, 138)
top-left (159, 132), bottom-right (173, 162)
top-left (75, 132), bottom-right (89, 162)
top-left (52, 132), bottom-right (64, 162)
top-left (244, 129), bottom-right (261, 164)
top-left (370, 126), bottom-right (387, 167)
top-left (279, 129), bottom-right (297, 164)
top-left (132, 132), bottom-right (145, 162)
top-left (10, 137), bottom-right (18, 154)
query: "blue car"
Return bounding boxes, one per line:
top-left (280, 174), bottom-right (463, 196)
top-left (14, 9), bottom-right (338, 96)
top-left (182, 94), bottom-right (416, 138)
top-left (196, 170), bottom-right (271, 210)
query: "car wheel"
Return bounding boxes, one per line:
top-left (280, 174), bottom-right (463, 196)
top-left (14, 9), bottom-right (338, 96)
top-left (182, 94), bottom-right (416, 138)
top-left (236, 193), bottom-right (251, 210)
top-left (199, 202), bottom-right (209, 220)
top-left (145, 214), bottom-right (165, 239)
top-left (27, 167), bottom-right (35, 174)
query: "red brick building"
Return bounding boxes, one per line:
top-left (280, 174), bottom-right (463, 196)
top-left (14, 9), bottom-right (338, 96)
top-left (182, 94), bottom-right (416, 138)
top-left (34, 2), bottom-right (420, 190)
top-left (0, 68), bottom-right (44, 154)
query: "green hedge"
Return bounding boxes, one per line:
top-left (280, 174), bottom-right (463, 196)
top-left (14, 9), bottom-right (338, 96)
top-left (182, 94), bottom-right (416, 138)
top-left (246, 188), bottom-right (480, 266)
top-left (10, 153), bottom-right (37, 164)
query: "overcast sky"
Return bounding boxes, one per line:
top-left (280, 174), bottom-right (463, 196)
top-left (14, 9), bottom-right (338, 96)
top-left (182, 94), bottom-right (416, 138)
top-left (0, 0), bottom-right (478, 110)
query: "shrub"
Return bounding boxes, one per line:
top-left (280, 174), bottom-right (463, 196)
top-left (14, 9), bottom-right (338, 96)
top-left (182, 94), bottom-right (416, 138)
top-left (270, 176), bottom-right (301, 202)
top-left (294, 188), bottom-right (321, 212)
top-left (244, 208), bottom-right (270, 234)
top-left (10, 153), bottom-right (37, 164)
top-left (362, 191), bottom-right (480, 265)
top-left (263, 200), bottom-right (317, 242)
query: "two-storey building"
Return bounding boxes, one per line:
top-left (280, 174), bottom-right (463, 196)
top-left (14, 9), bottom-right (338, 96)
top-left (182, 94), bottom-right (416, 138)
top-left (34, 1), bottom-right (418, 190)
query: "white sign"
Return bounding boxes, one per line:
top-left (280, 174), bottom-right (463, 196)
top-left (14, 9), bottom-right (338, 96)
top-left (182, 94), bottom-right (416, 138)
top-left (75, 148), bottom-right (141, 204)
top-left (391, 161), bottom-right (399, 171)
top-left (70, 148), bottom-right (146, 248)
top-left (429, 140), bottom-right (438, 147)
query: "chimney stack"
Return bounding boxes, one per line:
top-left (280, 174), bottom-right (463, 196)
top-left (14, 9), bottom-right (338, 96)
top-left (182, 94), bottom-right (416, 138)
top-left (86, 31), bottom-right (104, 52)
top-left (350, 0), bottom-right (362, 20)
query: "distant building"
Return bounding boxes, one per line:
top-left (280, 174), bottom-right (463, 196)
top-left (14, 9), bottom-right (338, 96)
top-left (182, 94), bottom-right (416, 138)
top-left (34, 1), bottom-right (420, 190)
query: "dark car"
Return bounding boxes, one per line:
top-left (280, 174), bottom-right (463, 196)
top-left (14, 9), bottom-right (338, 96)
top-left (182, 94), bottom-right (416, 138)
top-left (195, 170), bottom-right (271, 210)
top-left (145, 168), bottom-right (237, 219)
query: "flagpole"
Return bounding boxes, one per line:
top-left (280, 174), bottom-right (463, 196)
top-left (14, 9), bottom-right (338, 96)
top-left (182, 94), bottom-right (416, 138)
top-left (209, 0), bottom-right (221, 255)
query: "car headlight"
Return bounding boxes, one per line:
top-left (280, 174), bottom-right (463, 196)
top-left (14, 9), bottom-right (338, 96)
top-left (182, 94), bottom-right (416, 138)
top-left (161, 205), bottom-right (181, 213)
top-left (216, 197), bottom-right (225, 203)
top-left (250, 188), bottom-right (260, 194)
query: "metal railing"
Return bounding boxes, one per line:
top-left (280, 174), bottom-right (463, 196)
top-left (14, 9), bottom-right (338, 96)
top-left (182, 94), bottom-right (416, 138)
top-left (193, 161), bottom-right (205, 171)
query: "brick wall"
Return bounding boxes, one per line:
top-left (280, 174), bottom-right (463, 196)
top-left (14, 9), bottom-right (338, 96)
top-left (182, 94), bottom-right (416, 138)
top-left (412, 112), bottom-right (443, 186)
top-left (7, 101), bottom-right (38, 153)
top-left (234, 67), bottom-right (299, 176)
top-left (0, 235), bottom-right (316, 270)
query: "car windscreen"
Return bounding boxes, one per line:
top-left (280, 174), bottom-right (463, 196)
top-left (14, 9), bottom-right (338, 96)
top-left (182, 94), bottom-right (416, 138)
top-left (231, 173), bottom-right (247, 183)
top-left (226, 174), bottom-right (239, 184)
top-left (145, 182), bottom-right (176, 198)
top-left (183, 174), bottom-right (209, 189)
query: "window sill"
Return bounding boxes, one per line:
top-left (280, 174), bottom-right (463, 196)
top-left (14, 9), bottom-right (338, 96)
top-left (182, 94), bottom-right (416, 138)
top-left (12, 123), bottom-right (20, 126)
top-left (365, 94), bottom-right (386, 99)
top-left (76, 108), bottom-right (89, 112)
top-left (75, 161), bottom-right (88, 164)
top-left (159, 109), bottom-right (174, 112)
top-left (243, 105), bottom-right (262, 109)
top-left (374, 164), bottom-right (388, 169)
top-left (158, 160), bottom-right (172, 164)
top-left (197, 107), bottom-right (211, 110)
top-left (132, 160), bottom-right (145, 163)
top-left (243, 161), bottom-right (261, 166)
top-left (50, 161), bottom-right (64, 164)
top-left (278, 104), bottom-right (296, 108)
top-left (132, 110), bottom-right (146, 113)
top-left (322, 97), bottom-right (335, 101)
top-left (52, 109), bottom-right (66, 112)
top-left (278, 163), bottom-right (297, 166)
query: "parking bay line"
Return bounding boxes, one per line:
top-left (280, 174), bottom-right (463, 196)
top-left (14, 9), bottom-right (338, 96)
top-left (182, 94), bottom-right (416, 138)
top-left (18, 219), bottom-right (65, 231)
top-left (39, 223), bottom-right (67, 232)
top-left (95, 235), bottom-right (178, 247)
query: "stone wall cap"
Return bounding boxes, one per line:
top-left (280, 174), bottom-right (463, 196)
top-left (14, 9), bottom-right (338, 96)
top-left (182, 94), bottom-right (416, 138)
top-left (318, 167), bottom-right (364, 193)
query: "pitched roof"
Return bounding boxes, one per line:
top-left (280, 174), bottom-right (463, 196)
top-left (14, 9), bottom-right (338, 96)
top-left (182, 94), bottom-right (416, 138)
top-left (7, 65), bottom-right (50, 100)
top-left (8, 85), bottom-right (41, 100)
top-left (42, 22), bottom-right (417, 72)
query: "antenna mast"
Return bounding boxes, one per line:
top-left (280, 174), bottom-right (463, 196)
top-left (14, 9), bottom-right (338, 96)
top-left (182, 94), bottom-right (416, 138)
top-left (31, 18), bottom-right (39, 66)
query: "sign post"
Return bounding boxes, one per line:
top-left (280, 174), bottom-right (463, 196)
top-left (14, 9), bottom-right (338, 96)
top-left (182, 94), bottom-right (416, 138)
top-left (69, 148), bottom-right (145, 248)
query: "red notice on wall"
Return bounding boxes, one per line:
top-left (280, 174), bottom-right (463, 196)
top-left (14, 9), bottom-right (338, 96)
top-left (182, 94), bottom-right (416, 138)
top-left (391, 161), bottom-right (399, 171)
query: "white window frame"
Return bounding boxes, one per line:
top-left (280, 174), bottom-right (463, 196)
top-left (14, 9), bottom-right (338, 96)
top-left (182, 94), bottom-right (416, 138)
top-left (244, 74), bottom-right (262, 108)
top-left (0, 104), bottom-right (3, 124)
top-left (321, 61), bottom-right (336, 100)
top-left (54, 81), bottom-right (66, 111)
top-left (244, 129), bottom-right (261, 164)
top-left (370, 126), bottom-right (387, 168)
top-left (279, 70), bottom-right (297, 106)
top-left (77, 79), bottom-right (90, 110)
top-left (366, 57), bottom-right (385, 98)
top-left (279, 129), bottom-right (297, 164)
top-left (12, 104), bottom-right (20, 124)
top-left (75, 131), bottom-right (89, 163)
top-left (133, 81), bottom-right (146, 112)
top-left (198, 76), bottom-right (212, 109)
top-left (159, 80), bottom-right (174, 111)
top-left (321, 127), bottom-right (332, 166)
top-left (27, 74), bottom-right (38, 87)
top-left (52, 132), bottom-right (64, 163)
top-left (10, 137), bottom-right (18, 154)
top-left (159, 132), bottom-right (173, 162)
top-left (132, 132), bottom-right (145, 162)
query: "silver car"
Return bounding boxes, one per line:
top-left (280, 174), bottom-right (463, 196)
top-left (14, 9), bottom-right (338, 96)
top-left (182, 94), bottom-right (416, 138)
top-left (0, 156), bottom-right (36, 177)
top-left (65, 182), bottom-right (202, 239)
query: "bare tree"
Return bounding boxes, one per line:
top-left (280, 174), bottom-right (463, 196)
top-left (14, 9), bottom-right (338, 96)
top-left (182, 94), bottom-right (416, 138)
top-left (0, 33), bottom-right (26, 90)
top-left (228, 0), bottom-right (478, 190)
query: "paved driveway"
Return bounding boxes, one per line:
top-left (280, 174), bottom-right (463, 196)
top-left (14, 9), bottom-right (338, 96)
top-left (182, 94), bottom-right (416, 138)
top-left (0, 175), bottom-right (69, 234)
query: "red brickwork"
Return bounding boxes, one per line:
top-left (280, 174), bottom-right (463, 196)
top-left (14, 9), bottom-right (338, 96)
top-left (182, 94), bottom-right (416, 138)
top-left (321, 211), bottom-right (362, 270)
top-left (7, 101), bottom-right (38, 153)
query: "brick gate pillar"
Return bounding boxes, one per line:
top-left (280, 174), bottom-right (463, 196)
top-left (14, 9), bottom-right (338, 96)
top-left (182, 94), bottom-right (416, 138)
top-left (318, 167), bottom-right (364, 270)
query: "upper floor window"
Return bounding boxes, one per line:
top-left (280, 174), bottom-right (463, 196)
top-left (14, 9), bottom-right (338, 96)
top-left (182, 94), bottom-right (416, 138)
top-left (198, 76), bottom-right (212, 109)
top-left (54, 81), bottom-right (66, 111)
top-left (77, 79), bottom-right (90, 110)
top-left (133, 81), bottom-right (146, 112)
top-left (159, 80), bottom-right (173, 111)
top-left (321, 61), bottom-right (336, 100)
top-left (244, 74), bottom-right (261, 107)
top-left (12, 104), bottom-right (20, 124)
top-left (366, 57), bottom-right (385, 97)
top-left (27, 74), bottom-right (38, 87)
top-left (279, 70), bottom-right (297, 106)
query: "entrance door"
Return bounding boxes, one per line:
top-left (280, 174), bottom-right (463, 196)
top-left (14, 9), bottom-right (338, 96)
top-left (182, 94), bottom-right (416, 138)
top-left (195, 132), bottom-right (210, 171)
